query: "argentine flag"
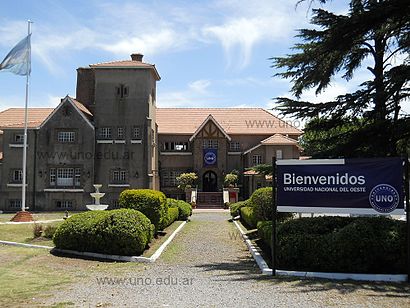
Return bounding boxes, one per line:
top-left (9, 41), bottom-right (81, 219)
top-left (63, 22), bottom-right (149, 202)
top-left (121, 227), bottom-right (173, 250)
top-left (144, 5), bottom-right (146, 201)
top-left (0, 34), bottom-right (31, 76)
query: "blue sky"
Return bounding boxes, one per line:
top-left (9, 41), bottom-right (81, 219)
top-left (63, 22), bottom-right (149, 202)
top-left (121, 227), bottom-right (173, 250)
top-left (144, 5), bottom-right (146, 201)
top-left (1, 0), bottom-right (407, 123)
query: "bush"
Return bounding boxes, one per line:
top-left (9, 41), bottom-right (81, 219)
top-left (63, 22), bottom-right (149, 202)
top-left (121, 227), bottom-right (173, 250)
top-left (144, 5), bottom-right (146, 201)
top-left (229, 200), bottom-right (249, 217)
top-left (250, 187), bottom-right (293, 222)
top-left (43, 224), bottom-right (58, 239)
top-left (250, 187), bottom-right (273, 221)
top-left (119, 189), bottom-right (167, 230)
top-left (257, 216), bottom-right (406, 274)
top-left (240, 206), bottom-right (257, 229)
top-left (33, 224), bottom-right (43, 238)
top-left (53, 209), bottom-right (154, 256)
top-left (176, 172), bottom-right (198, 190)
top-left (224, 173), bottom-right (238, 187)
top-left (168, 198), bottom-right (192, 220)
top-left (160, 207), bottom-right (180, 229)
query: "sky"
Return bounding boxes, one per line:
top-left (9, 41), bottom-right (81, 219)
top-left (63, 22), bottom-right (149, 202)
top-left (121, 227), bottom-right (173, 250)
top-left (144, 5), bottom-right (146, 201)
top-left (0, 0), bottom-right (408, 128)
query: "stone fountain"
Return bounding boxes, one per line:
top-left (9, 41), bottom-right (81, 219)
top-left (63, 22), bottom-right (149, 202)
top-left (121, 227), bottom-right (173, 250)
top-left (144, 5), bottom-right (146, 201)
top-left (86, 184), bottom-right (109, 211)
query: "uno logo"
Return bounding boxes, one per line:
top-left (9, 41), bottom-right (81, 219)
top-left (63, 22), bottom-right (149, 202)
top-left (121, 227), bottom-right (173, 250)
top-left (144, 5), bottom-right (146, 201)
top-left (204, 151), bottom-right (217, 165)
top-left (369, 184), bottom-right (400, 213)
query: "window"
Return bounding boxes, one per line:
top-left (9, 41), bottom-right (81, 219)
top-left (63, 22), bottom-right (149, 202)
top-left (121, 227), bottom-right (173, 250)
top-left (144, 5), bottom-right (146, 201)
top-left (115, 84), bottom-right (129, 99)
top-left (252, 155), bottom-right (263, 166)
top-left (162, 170), bottom-right (183, 187)
top-left (49, 168), bottom-right (81, 187)
top-left (163, 142), bottom-right (189, 151)
top-left (111, 200), bottom-right (120, 209)
top-left (230, 141), bottom-right (240, 151)
top-left (12, 169), bottom-right (23, 183)
top-left (117, 127), bottom-right (125, 139)
top-left (99, 127), bottom-right (112, 139)
top-left (9, 199), bottom-right (22, 209)
top-left (14, 134), bottom-right (24, 143)
top-left (112, 170), bottom-right (127, 184)
top-left (75, 168), bottom-right (81, 186)
top-left (57, 131), bottom-right (75, 143)
top-left (203, 139), bottom-right (218, 149)
top-left (276, 150), bottom-right (283, 160)
top-left (132, 126), bottom-right (141, 139)
top-left (56, 200), bottom-right (73, 209)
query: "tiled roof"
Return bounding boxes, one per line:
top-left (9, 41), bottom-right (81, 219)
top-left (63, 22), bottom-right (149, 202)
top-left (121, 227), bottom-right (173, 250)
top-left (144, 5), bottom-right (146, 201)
top-left (71, 97), bottom-right (93, 116)
top-left (90, 60), bottom-right (154, 68)
top-left (0, 98), bottom-right (93, 129)
top-left (156, 108), bottom-right (302, 135)
top-left (260, 134), bottom-right (299, 145)
top-left (89, 55), bottom-right (160, 80)
top-left (0, 108), bottom-right (54, 129)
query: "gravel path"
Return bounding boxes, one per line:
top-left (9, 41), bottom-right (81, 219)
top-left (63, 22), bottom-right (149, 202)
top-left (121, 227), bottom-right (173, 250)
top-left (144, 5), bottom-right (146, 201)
top-left (39, 211), bottom-right (410, 307)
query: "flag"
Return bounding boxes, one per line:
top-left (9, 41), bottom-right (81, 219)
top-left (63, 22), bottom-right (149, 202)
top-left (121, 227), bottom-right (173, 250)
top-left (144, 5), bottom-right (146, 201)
top-left (0, 34), bottom-right (31, 76)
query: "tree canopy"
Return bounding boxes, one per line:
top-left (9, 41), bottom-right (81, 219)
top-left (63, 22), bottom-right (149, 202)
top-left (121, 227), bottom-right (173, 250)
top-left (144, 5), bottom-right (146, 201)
top-left (273, 0), bottom-right (410, 157)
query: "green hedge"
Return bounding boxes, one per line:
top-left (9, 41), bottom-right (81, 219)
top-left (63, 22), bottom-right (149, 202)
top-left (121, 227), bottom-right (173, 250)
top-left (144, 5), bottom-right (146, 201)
top-left (160, 207), bottom-right (180, 229)
top-left (257, 217), bottom-right (406, 274)
top-left (167, 198), bottom-right (192, 220)
top-left (229, 200), bottom-right (249, 217)
top-left (250, 187), bottom-right (292, 222)
top-left (119, 189), bottom-right (167, 230)
top-left (240, 206), bottom-right (257, 229)
top-left (53, 209), bottom-right (154, 256)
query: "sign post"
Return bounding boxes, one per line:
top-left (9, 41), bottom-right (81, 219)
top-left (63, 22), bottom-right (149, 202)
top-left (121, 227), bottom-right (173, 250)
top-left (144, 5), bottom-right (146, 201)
top-left (405, 155), bottom-right (410, 283)
top-left (271, 157), bottom-right (277, 276)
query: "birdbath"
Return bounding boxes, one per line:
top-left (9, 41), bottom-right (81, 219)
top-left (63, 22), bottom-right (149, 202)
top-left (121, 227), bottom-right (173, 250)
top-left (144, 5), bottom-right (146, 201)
top-left (86, 184), bottom-right (109, 210)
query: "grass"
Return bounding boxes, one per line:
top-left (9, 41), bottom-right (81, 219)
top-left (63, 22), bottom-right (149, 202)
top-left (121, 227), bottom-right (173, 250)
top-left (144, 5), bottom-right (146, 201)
top-left (0, 211), bottom-right (83, 223)
top-left (0, 245), bottom-right (144, 307)
top-left (0, 222), bottom-right (63, 247)
top-left (142, 220), bottom-right (184, 257)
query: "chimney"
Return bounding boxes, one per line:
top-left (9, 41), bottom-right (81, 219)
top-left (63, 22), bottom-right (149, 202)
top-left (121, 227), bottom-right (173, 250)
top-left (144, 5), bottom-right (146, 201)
top-left (131, 53), bottom-right (143, 62)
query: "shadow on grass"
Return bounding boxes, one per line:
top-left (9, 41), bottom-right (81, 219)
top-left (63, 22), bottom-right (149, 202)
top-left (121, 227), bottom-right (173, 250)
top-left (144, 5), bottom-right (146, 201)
top-left (194, 256), bottom-right (410, 298)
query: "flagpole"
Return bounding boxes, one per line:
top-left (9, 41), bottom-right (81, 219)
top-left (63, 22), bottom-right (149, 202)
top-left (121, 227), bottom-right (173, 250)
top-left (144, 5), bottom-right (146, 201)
top-left (21, 20), bottom-right (32, 212)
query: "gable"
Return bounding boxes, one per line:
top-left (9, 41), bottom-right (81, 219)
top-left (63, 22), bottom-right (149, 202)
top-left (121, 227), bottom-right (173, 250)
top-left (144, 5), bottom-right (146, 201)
top-left (189, 115), bottom-right (231, 141)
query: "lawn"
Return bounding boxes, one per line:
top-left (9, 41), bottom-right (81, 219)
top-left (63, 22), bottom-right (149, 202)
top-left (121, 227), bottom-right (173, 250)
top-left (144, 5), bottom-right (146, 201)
top-left (0, 218), bottom-right (186, 306)
top-left (0, 245), bottom-right (144, 307)
top-left (0, 222), bottom-right (63, 247)
top-left (0, 211), bottom-right (84, 223)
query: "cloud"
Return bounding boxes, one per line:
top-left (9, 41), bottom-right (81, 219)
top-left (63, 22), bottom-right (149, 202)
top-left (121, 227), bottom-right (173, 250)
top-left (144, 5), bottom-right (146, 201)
top-left (158, 79), bottom-right (227, 108)
top-left (188, 79), bottom-right (211, 94)
top-left (202, 0), bottom-right (306, 68)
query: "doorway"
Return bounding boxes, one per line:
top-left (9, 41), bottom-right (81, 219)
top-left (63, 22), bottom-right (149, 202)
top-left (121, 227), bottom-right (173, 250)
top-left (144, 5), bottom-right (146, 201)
top-left (202, 171), bottom-right (218, 192)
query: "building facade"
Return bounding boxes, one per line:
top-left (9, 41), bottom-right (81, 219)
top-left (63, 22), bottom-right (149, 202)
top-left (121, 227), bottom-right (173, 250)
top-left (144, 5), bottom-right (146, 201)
top-left (0, 54), bottom-right (302, 211)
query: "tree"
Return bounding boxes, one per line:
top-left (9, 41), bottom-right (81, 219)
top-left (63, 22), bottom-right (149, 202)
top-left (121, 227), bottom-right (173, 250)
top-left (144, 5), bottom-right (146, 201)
top-left (273, 0), bottom-right (410, 157)
top-left (247, 164), bottom-right (273, 176)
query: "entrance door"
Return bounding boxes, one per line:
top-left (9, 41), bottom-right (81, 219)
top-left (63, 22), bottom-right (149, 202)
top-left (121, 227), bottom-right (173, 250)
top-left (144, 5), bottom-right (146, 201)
top-left (202, 171), bottom-right (218, 192)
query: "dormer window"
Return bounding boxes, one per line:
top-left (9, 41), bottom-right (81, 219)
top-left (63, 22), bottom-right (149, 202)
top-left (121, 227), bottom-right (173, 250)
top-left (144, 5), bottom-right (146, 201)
top-left (115, 84), bottom-right (129, 99)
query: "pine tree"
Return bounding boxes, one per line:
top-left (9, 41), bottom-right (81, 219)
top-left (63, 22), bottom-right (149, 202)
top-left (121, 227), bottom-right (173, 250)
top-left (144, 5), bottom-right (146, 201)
top-left (273, 0), bottom-right (410, 157)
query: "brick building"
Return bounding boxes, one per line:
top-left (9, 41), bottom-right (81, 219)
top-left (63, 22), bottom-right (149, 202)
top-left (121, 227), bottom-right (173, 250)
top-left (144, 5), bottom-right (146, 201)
top-left (0, 54), bottom-right (302, 211)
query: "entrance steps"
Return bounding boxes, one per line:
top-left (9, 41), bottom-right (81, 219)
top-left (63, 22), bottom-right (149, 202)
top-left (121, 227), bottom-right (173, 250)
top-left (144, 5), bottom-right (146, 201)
top-left (195, 192), bottom-right (224, 209)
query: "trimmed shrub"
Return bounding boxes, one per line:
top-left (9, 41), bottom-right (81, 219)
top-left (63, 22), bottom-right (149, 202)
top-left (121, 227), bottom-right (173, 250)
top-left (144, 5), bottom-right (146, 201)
top-left (168, 198), bottom-right (192, 220)
top-left (229, 200), bottom-right (249, 217)
top-left (160, 207), bottom-right (180, 229)
top-left (43, 224), bottom-right (59, 239)
top-left (240, 206), bottom-right (257, 229)
top-left (257, 217), bottom-right (406, 274)
top-left (119, 189), bottom-right (167, 229)
top-left (250, 187), bottom-right (293, 222)
top-left (53, 209), bottom-right (154, 256)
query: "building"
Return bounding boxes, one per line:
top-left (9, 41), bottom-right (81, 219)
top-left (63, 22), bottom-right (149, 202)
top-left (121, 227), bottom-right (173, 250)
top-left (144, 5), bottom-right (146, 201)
top-left (0, 54), bottom-right (302, 211)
